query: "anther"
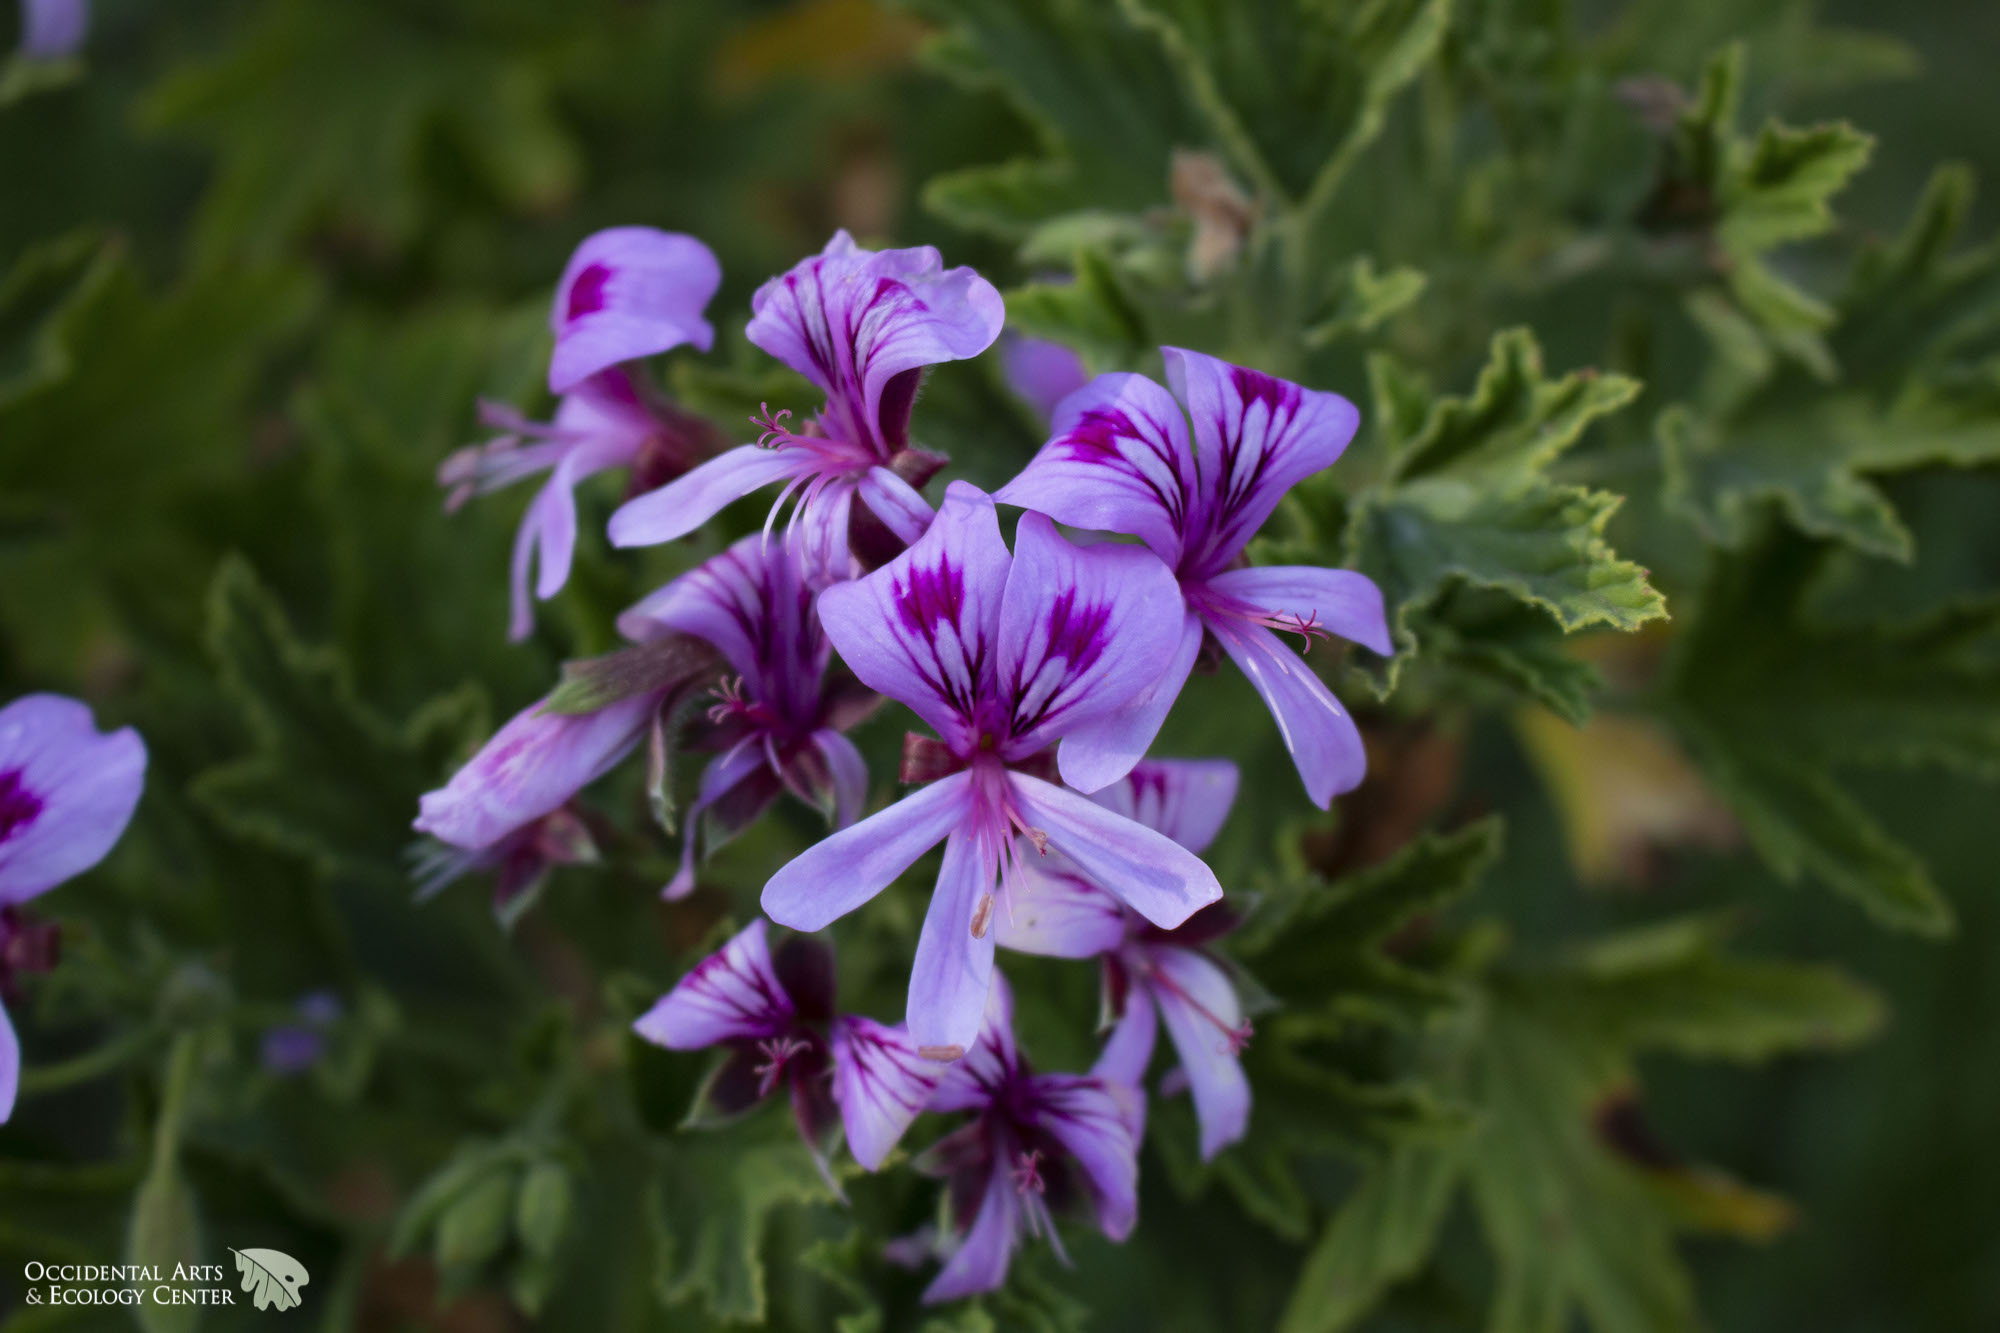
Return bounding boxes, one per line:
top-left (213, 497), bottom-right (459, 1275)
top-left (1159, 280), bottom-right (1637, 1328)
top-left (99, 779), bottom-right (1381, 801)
top-left (918, 1044), bottom-right (965, 1063)
top-left (1011, 1149), bottom-right (1046, 1197)
top-left (970, 894), bottom-right (994, 939)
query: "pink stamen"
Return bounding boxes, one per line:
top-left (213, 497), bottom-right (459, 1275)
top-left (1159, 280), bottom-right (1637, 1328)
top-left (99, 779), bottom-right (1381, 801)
top-left (1264, 608), bottom-right (1333, 654)
top-left (1140, 953), bottom-right (1253, 1056)
top-left (1011, 1148), bottom-right (1046, 1197)
top-left (752, 1034), bottom-right (809, 1098)
top-left (751, 403), bottom-right (795, 449)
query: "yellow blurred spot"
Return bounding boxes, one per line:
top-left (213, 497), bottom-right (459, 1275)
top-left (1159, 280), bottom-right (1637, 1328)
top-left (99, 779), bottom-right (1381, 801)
top-left (713, 0), bottom-right (930, 98)
top-left (1517, 707), bottom-right (1735, 886)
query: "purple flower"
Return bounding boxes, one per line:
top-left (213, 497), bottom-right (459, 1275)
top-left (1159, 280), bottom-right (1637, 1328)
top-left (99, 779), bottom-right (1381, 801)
top-left (609, 232), bottom-right (1005, 586)
top-left (548, 228), bottom-right (721, 395)
top-left (261, 990), bottom-right (343, 1076)
top-left (996, 348), bottom-right (1392, 805)
top-left (411, 805), bottom-right (600, 926)
top-left (914, 972), bottom-right (1137, 1303)
top-left (0, 694), bottom-right (145, 1122)
top-left (443, 368), bottom-right (720, 642)
top-left (996, 759), bottom-right (1251, 1160)
top-left (18, 0), bottom-right (87, 60)
top-left (760, 483), bottom-right (1220, 1056)
top-left (619, 532), bottom-right (874, 900)
top-left (413, 691), bottom-right (657, 853)
top-left (1001, 335), bottom-right (1089, 422)
top-left (633, 919), bottom-right (943, 1177)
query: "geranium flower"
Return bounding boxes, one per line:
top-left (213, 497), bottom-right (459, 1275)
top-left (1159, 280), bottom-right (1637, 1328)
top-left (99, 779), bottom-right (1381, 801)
top-left (633, 919), bottom-right (942, 1178)
top-left (995, 758), bottom-right (1251, 1159)
top-left (0, 694), bottom-right (146, 1121)
top-left (444, 226), bottom-right (722, 642)
top-left (914, 972), bottom-right (1137, 1303)
top-left (609, 232), bottom-right (1004, 586)
top-left (996, 347), bottom-right (1392, 805)
top-left (761, 483), bottom-right (1219, 1056)
top-left (17, 0), bottom-right (87, 60)
top-left (618, 532), bottom-right (875, 899)
top-left (443, 370), bottom-right (722, 642)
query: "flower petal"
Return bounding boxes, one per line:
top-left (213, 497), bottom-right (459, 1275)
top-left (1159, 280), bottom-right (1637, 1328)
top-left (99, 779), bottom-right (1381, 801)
top-left (0, 1000), bottom-right (18, 1123)
top-left (831, 1016), bottom-right (945, 1171)
top-left (994, 371), bottom-right (1195, 566)
top-left (811, 729), bottom-right (870, 830)
top-left (413, 693), bottom-right (653, 850)
top-left (761, 770), bottom-right (973, 932)
top-left (632, 918), bottom-right (795, 1050)
top-left (929, 970), bottom-right (1019, 1111)
top-left (815, 482), bottom-right (1009, 751)
top-left (1026, 1073), bottom-right (1139, 1240)
top-left (607, 444), bottom-right (807, 549)
top-left (748, 231), bottom-right (1003, 457)
top-left (1007, 773), bottom-right (1221, 930)
top-left (618, 532), bottom-right (824, 713)
top-left (1092, 984), bottom-right (1158, 1141)
top-left (19, 0), bottom-right (88, 60)
top-left (1207, 618), bottom-right (1366, 808)
top-left (662, 740), bottom-right (777, 901)
top-left (990, 853), bottom-right (1126, 959)
top-left (907, 830), bottom-right (999, 1056)
top-left (995, 510), bottom-right (1183, 762)
top-left (1054, 609), bottom-right (1202, 794)
top-left (1002, 334), bottom-right (1090, 422)
top-left (1145, 946), bottom-right (1250, 1160)
top-left (1091, 758), bottom-right (1240, 855)
top-left (549, 228), bottom-right (721, 393)
top-left (859, 465), bottom-right (936, 547)
top-left (1203, 565), bottom-right (1392, 657)
top-left (1162, 346), bottom-right (1360, 577)
top-left (922, 1158), bottom-right (1019, 1304)
top-left (0, 695), bottom-right (146, 905)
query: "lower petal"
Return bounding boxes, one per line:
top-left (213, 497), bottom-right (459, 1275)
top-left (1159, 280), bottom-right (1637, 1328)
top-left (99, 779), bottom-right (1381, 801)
top-left (761, 770), bottom-right (973, 932)
top-left (532, 461), bottom-right (581, 601)
top-left (1007, 773), bottom-right (1221, 930)
top-left (1027, 1074), bottom-right (1139, 1240)
top-left (1148, 947), bottom-right (1250, 1161)
top-left (906, 831), bottom-right (998, 1054)
top-left (811, 730), bottom-right (870, 830)
top-left (1209, 618), bottom-right (1366, 809)
top-left (663, 741), bottom-right (773, 901)
top-left (1055, 609), bottom-right (1203, 794)
top-left (922, 1159), bottom-right (1020, 1304)
top-left (607, 444), bottom-right (803, 548)
top-left (860, 466), bottom-right (936, 546)
top-left (830, 1017), bottom-right (945, 1171)
top-left (1203, 565), bottom-right (1392, 656)
top-left (0, 1001), bottom-right (17, 1123)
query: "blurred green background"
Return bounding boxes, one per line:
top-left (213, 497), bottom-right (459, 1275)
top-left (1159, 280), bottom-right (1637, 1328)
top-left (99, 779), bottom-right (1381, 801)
top-left (2, 1), bottom-right (1997, 1329)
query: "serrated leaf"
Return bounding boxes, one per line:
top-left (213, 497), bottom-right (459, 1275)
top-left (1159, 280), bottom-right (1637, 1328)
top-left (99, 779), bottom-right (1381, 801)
top-left (1241, 818), bottom-right (1504, 1024)
top-left (0, 230), bottom-right (118, 408)
top-left (142, 0), bottom-right (579, 261)
top-left (649, 1125), bottom-right (841, 1324)
top-left (1303, 256), bottom-right (1427, 347)
top-left (193, 558), bottom-right (484, 883)
top-left (1664, 526), bottom-right (2000, 933)
top-left (1276, 1144), bottom-right (1462, 1333)
top-left (1117, 0), bottom-right (1448, 209)
top-left (1003, 249), bottom-right (1151, 371)
top-left (1389, 329), bottom-right (1642, 484)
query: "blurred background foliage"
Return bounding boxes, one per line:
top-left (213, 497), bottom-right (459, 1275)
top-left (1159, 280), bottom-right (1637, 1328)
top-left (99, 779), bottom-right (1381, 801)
top-left (2, 0), bottom-right (1997, 1329)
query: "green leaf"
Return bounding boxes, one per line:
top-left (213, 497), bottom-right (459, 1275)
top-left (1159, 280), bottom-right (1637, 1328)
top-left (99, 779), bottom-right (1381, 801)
top-left (142, 0), bottom-right (580, 260)
top-left (649, 1125), bottom-right (842, 1324)
top-left (1117, 0), bottom-right (1449, 208)
top-left (1276, 1144), bottom-right (1463, 1333)
top-left (1459, 921), bottom-right (1882, 1332)
top-left (1242, 817), bottom-right (1505, 1024)
top-left (1303, 256), bottom-right (1428, 347)
top-left (127, 1036), bottom-right (205, 1333)
top-left (1321, 331), bottom-right (1661, 712)
top-left (513, 1159), bottom-right (574, 1261)
top-left (193, 557), bottom-right (485, 884)
top-left (0, 230), bottom-right (118, 408)
top-left (1664, 526), bottom-right (2000, 933)
top-left (908, 0), bottom-right (1206, 230)
top-left (1662, 168), bottom-right (2000, 559)
top-left (1003, 249), bottom-right (1151, 371)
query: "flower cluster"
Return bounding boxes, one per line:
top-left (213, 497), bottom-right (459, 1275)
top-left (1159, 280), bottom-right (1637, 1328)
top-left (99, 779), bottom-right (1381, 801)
top-left (416, 224), bottom-right (1388, 1300)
